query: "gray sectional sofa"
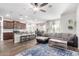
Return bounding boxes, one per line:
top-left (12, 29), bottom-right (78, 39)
top-left (43, 33), bottom-right (78, 48)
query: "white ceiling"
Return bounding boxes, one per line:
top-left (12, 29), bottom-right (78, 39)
top-left (0, 3), bottom-right (78, 22)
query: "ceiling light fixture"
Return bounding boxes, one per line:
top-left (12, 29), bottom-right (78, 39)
top-left (30, 3), bottom-right (48, 13)
top-left (33, 7), bottom-right (40, 12)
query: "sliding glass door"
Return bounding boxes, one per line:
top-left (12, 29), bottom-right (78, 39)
top-left (46, 20), bottom-right (60, 33)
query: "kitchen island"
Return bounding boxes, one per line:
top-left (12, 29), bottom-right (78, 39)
top-left (14, 32), bottom-right (36, 43)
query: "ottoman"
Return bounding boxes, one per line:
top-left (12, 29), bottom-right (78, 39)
top-left (36, 36), bottom-right (49, 44)
top-left (49, 39), bottom-right (67, 49)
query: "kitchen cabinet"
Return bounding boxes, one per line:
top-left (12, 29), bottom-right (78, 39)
top-left (3, 32), bottom-right (14, 40)
top-left (3, 20), bottom-right (26, 40)
top-left (14, 21), bottom-right (20, 29)
top-left (4, 21), bottom-right (26, 29)
top-left (20, 23), bottom-right (26, 29)
top-left (14, 21), bottom-right (26, 29)
top-left (3, 21), bottom-right (14, 29)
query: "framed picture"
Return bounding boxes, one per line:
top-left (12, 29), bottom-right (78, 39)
top-left (68, 19), bottom-right (76, 30)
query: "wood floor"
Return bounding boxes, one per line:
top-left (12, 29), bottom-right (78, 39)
top-left (0, 39), bottom-right (79, 56)
top-left (0, 39), bottom-right (37, 56)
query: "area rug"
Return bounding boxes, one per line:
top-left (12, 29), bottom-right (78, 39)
top-left (16, 44), bottom-right (79, 56)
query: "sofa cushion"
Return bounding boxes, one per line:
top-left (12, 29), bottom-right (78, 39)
top-left (47, 33), bottom-right (55, 38)
top-left (67, 34), bottom-right (75, 40)
top-left (55, 33), bottom-right (62, 38)
top-left (61, 33), bottom-right (71, 41)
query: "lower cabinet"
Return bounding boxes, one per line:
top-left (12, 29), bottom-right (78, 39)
top-left (3, 32), bottom-right (14, 40)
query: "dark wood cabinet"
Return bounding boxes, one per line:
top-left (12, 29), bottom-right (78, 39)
top-left (4, 21), bottom-right (26, 29)
top-left (20, 23), bottom-right (26, 29)
top-left (3, 32), bottom-right (14, 40)
top-left (14, 21), bottom-right (26, 29)
top-left (3, 21), bottom-right (14, 29)
top-left (14, 21), bottom-right (20, 29)
top-left (3, 20), bottom-right (26, 40)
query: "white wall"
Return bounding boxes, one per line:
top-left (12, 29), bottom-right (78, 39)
top-left (60, 12), bottom-right (76, 34)
top-left (60, 7), bottom-right (79, 48)
top-left (0, 16), bottom-right (3, 41)
top-left (76, 5), bottom-right (79, 49)
top-left (3, 29), bottom-right (13, 32)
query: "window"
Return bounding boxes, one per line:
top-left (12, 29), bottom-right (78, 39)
top-left (26, 23), bottom-right (36, 33)
top-left (47, 20), bottom-right (60, 33)
top-left (54, 20), bottom-right (60, 33)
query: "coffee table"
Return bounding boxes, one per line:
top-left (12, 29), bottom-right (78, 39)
top-left (49, 39), bottom-right (67, 49)
top-left (36, 36), bottom-right (49, 44)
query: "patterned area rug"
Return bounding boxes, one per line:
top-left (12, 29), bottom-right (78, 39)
top-left (16, 44), bottom-right (79, 56)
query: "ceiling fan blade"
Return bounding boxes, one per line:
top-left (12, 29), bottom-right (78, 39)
top-left (31, 3), bottom-right (33, 5)
top-left (40, 3), bottom-right (48, 7)
top-left (40, 9), bottom-right (46, 12)
top-left (30, 3), bottom-right (35, 8)
top-left (30, 3), bottom-right (38, 7)
top-left (34, 3), bottom-right (38, 7)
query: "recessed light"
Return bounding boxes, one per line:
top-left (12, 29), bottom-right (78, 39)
top-left (5, 14), bottom-right (11, 18)
top-left (25, 16), bottom-right (28, 18)
top-left (19, 18), bottom-right (23, 20)
top-left (5, 14), bottom-right (10, 17)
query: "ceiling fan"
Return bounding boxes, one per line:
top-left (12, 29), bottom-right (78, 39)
top-left (30, 3), bottom-right (48, 13)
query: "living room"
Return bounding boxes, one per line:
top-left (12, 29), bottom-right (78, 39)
top-left (0, 3), bottom-right (79, 56)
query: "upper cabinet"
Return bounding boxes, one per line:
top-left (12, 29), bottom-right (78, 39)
top-left (14, 21), bottom-right (20, 29)
top-left (21, 23), bottom-right (26, 29)
top-left (4, 20), bottom-right (26, 29)
top-left (3, 21), bottom-right (14, 29)
top-left (14, 21), bottom-right (26, 29)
